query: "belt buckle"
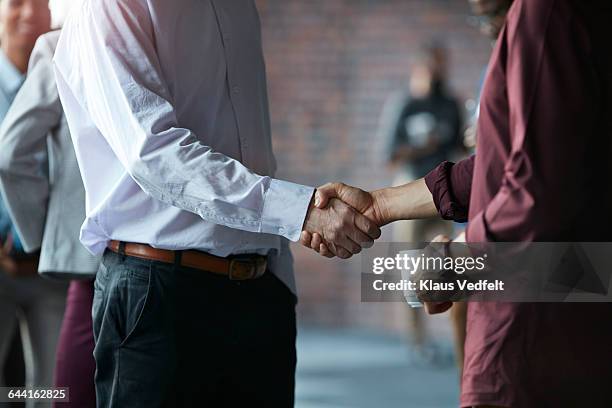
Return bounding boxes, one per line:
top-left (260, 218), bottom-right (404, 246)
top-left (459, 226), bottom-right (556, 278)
top-left (229, 256), bottom-right (267, 281)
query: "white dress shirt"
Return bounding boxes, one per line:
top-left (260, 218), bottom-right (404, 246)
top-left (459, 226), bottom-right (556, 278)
top-left (53, 0), bottom-right (314, 290)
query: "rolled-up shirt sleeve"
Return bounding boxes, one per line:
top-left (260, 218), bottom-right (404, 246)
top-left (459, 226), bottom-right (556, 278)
top-left (53, 0), bottom-right (313, 242)
top-left (424, 156), bottom-right (474, 223)
top-left (467, 0), bottom-right (593, 242)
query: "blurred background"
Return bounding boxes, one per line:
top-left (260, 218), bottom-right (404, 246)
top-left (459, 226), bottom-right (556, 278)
top-left (253, 0), bottom-right (493, 406)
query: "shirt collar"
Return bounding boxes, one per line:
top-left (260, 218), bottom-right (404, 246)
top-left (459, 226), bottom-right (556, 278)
top-left (0, 48), bottom-right (25, 96)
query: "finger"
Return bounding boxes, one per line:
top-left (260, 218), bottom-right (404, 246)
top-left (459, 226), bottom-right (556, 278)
top-left (328, 242), bottom-right (353, 259)
top-left (354, 213), bottom-right (381, 240)
top-left (336, 246), bottom-right (353, 259)
top-left (314, 236), bottom-right (334, 257)
top-left (311, 233), bottom-right (323, 251)
top-left (319, 243), bottom-right (335, 258)
top-left (336, 234), bottom-right (362, 256)
top-left (300, 231), bottom-right (313, 247)
top-left (314, 183), bottom-right (341, 209)
top-left (347, 226), bottom-right (374, 249)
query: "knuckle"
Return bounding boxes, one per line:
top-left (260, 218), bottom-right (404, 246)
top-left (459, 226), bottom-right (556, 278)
top-left (362, 239), bottom-right (374, 248)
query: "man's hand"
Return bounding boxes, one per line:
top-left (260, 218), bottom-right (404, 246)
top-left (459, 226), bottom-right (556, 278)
top-left (300, 179), bottom-right (438, 258)
top-left (313, 183), bottom-right (388, 226)
top-left (301, 183), bottom-right (387, 258)
top-left (0, 235), bottom-right (17, 277)
top-left (302, 196), bottom-right (381, 259)
top-left (421, 234), bottom-right (453, 314)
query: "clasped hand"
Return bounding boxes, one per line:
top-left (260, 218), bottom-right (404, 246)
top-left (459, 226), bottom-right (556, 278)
top-left (301, 183), bottom-right (387, 259)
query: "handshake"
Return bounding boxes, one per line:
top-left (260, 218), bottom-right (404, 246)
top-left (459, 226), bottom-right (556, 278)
top-left (300, 182), bottom-right (390, 259)
top-left (300, 180), bottom-right (461, 314)
top-left (301, 178), bottom-right (439, 259)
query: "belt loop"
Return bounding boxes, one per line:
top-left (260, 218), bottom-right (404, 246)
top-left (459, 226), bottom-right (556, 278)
top-left (118, 241), bottom-right (127, 262)
top-left (174, 250), bottom-right (183, 271)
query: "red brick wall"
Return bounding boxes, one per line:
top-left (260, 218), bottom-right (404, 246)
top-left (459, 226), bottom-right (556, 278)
top-left (256, 0), bottom-right (492, 330)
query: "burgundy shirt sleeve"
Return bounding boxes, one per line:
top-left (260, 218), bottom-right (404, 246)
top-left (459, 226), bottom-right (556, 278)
top-left (467, 0), bottom-right (595, 242)
top-left (424, 155), bottom-right (475, 222)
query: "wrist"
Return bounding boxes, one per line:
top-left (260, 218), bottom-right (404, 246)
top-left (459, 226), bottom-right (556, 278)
top-left (372, 188), bottom-right (398, 225)
top-left (377, 178), bottom-right (437, 222)
top-left (302, 191), bottom-right (319, 231)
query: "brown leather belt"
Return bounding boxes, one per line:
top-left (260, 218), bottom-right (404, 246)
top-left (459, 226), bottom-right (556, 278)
top-left (107, 241), bottom-right (267, 280)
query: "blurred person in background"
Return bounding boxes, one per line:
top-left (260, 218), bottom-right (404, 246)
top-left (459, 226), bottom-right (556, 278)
top-left (303, 0), bottom-right (612, 406)
top-left (384, 40), bottom-right (464, 243)
top-left (378, 40), bottom-right (464, 365)
top-left (0, 2), bottom-right (98, 406)
top-left (0, 1), bottom-right (63, 406)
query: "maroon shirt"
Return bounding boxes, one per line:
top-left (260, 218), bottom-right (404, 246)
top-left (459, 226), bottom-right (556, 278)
top-left (426, 0), bottom-right (612, 406)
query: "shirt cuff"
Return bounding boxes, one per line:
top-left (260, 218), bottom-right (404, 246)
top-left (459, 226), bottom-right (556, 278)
top-left (260, 179), bottom-right (315, 242)
top-left (424, 161), bottom-right (464, 222)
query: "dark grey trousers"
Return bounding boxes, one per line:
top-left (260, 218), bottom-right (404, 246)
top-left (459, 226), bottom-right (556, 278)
top-left (93, 250), bottom-right (296, 408)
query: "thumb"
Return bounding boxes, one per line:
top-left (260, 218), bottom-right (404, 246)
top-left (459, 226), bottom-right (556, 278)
top-left (314, 183), bottom-right (341, 208)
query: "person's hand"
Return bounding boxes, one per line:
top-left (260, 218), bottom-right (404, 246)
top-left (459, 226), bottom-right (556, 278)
top-left (301, 183), bottom-right (387, 258)
top-left (314, 183), bottom-right (387, 226)
top-left (302, 196), bottom-right (381, 259)
top-left (422, 234), bottom-right (453, 314)
top-left (423, 301), bottom-right (454, 314)
top-left (0, 235), bottom-right (17, 277)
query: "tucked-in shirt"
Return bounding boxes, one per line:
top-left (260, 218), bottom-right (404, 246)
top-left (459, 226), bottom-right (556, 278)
top-left (425, 0), bottom-right (612, 406)
top-left (0, 49), bottom-right (25, 253)
top-left (54, 0), bottom-right (314, 290)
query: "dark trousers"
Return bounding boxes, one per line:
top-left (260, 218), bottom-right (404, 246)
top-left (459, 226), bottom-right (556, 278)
top-left (92, 250), bottom-right (297, 408)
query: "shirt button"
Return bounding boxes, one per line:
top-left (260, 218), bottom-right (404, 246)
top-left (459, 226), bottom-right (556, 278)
top-left (232, 86), bottom-right (241, 94)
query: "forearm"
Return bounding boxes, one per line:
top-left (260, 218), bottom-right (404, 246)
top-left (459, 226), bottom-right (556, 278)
top-left (55, 3), bottom-right (315, 243)
top-left (373, 178), bottom-right (438, 224)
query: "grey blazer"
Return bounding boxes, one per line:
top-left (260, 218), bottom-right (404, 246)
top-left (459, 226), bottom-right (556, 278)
top-left (0, 31), bottom-right (99, 279)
